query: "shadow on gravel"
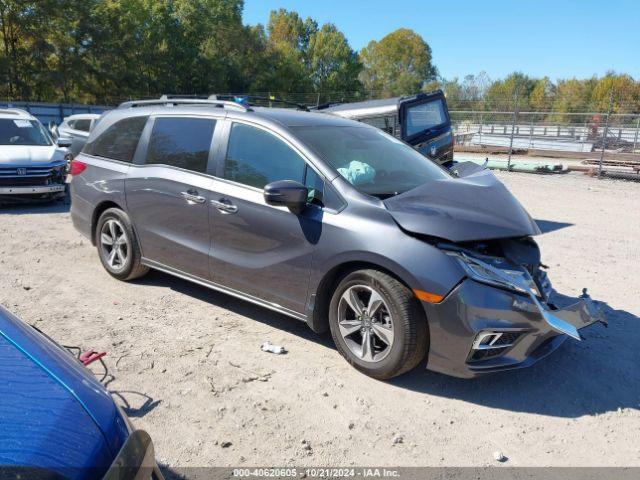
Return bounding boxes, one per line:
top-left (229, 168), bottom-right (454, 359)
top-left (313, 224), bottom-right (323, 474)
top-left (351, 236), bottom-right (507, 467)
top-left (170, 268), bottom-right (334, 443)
top-left (391, 301), bottom-right (639, 418)
top-left (110, 390), bottom-right (162, 418)
top-left (137, 270), bottom-right (334, 349)
top-left (534, 219), bottom-right (574, 233)
top-left (137, 271), bottom-right (638, 419)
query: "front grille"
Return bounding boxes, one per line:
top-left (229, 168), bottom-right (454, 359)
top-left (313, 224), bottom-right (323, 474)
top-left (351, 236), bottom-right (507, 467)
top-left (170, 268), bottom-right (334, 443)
top-left (0, 165), bottom-right (65, 187)
top-left (0, 176), bottom-right (49, 186)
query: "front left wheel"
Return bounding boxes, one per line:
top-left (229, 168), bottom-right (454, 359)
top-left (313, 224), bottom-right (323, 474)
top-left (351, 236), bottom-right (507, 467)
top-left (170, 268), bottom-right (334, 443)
top-left (328, 269), bottom-right (429, 380)
top-left (95, 208), bottom-right (149, 281)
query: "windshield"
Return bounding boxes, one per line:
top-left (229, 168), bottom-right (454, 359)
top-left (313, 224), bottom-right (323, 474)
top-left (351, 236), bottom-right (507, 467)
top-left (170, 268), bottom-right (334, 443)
top-left (294, 125), bottom-right (449, 199)
top-left (405, 99), bottom-right (447, 137)
top-left (0, 118), bottom-right (52, 146)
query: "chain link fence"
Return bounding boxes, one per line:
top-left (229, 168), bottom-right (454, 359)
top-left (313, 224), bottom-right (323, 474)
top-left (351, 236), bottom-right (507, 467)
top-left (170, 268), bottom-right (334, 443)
top-left (5, 90), bottom-right (639, 178)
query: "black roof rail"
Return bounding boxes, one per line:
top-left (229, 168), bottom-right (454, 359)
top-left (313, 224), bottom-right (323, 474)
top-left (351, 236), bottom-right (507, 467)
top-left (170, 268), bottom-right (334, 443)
top-left (212, 94), bottom-right (310, 112)
top-left (116, 95), bottom-right (252, 112)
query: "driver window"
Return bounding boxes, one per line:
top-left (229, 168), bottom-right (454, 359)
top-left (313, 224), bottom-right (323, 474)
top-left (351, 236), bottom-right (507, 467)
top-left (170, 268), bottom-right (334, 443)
top-left (224, 123), bottom-right (306, 189)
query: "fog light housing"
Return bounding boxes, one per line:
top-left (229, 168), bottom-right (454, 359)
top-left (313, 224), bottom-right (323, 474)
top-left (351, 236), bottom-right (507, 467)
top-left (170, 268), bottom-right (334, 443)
top-left (467, 331), bottom-right (522, 362)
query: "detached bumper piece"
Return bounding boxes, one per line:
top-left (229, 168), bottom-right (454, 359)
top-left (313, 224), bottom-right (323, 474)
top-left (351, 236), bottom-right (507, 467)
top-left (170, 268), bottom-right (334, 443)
top-left (546, 289), bottom-right (608, 332)
top-left (103, 430), bottom-right (164, 480)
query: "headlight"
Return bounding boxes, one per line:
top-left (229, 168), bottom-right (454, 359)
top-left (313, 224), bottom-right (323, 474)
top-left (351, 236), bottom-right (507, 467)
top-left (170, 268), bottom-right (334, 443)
top-left (444, 249), bottom-right (581, 341)
top-left (445, 250), bottom-right (540, 296)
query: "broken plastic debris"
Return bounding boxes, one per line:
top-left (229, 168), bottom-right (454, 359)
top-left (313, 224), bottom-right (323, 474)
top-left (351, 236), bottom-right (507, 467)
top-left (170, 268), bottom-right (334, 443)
top-left (261, 341), bottom-right (286, 354)
top-left (493, 451), bottom-right (507, 462)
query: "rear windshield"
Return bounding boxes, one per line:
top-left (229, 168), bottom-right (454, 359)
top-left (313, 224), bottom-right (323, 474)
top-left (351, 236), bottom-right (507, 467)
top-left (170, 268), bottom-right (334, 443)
top-left (293, 125), bottom-right (449, 199)
top-left (405, 99), bottom-right (447, 137)
top-left (0, 119), bottom-right (52, 146)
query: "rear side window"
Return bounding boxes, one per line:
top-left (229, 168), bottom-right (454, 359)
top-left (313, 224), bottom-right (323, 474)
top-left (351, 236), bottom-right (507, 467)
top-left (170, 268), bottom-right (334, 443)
top-left (224, 123), bottom-right (306, 189)
top-left (84, 116), bottom-right (148, 162)
top-left (145, 117), bottom-right (215, 173)
top-left (360, 115), bottom-right (396, 136)
top-left (74, 119), bottom-right (91, 132)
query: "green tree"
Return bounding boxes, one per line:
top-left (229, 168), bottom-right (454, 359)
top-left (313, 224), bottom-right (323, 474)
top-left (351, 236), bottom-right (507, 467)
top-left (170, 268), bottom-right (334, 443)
top-left (483, 72), bottom-right (536, 110)
top-left (552, 78), bottom-right (595, 113)
top-left (590, 72), bottom-right (640, 114)
top-left (359, 28), bottom-right (437, 97)
top-left (529, 77), bottom-right (556, 111)
top-left (306, 23), bottom-right (362, 97)
top-left (266, 8), bottom-right (314, 92)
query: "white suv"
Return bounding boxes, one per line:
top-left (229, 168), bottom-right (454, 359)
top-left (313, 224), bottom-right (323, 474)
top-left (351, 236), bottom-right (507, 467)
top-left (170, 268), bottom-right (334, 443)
top-left (56, 113), bottom-right (101, 157)
top-left (0, 108), bottom-right (70, 203)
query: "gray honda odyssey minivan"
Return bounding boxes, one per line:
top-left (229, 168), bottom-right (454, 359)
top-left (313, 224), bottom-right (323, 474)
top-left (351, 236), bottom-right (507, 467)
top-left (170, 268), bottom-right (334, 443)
top-left (70, 97), bottom-right (605, 379)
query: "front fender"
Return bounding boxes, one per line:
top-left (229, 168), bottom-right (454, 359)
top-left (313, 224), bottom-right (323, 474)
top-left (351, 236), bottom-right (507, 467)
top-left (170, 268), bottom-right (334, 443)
top-left (305, 206), bottom-right (465, 331)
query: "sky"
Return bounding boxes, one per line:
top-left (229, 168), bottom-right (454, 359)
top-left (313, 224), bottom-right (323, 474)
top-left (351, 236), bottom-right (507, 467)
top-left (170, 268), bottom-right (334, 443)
top-left (243, 0), bottom-right (640, 82)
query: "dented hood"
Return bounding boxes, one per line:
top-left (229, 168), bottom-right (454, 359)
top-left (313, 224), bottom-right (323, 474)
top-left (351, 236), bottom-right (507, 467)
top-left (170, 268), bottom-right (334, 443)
top-left (384, 169), bottom-right (541, 242)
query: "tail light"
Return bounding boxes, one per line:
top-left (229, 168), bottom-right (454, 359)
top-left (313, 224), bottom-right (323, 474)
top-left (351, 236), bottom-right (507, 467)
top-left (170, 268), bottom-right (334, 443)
top-left (69, 159), bottom-right (87, 176)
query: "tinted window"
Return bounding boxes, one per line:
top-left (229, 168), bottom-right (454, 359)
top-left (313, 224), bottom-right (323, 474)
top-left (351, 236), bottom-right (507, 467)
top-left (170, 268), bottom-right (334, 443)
top-left (405, 99), bottom-right (447, 137)
top-left (84, 116), bottom-right (148, 162)
top-left (360, 115), bottom-right (396, 135)
top-left (294, 125), bottom-right (449, 199)
top-left (224, 123), bottom-right (306, 189)
top-left (304, 166), bottom-right (324, 204)
top-left (146, 117), bottom-right (215, 173)
top-left (74, 119), bottom-right (91, 132)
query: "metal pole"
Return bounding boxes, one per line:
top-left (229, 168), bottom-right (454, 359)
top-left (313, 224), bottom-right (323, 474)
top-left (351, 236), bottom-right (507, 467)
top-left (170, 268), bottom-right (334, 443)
top-left (529, 114), bottom-right (534, 148)
top-left (507, 89), bottom-right (519, 171)
top-left (478, 113), bottom-right (483, 146)
top-left (633, 115), bottom-right (640, 153)
top-left (598, 89), bottom-right (614, 178)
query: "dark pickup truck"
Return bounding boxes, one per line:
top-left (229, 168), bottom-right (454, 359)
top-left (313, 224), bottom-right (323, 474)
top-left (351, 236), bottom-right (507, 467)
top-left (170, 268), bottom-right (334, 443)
top-left (317, 90), bottom-right (454, 166)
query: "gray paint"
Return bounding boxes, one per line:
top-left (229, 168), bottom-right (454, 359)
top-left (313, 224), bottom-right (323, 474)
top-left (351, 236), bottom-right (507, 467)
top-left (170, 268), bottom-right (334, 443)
top-left (70, 102), bottom-right (601, 379)
top-left (384, 168), bottom-right (542, 242)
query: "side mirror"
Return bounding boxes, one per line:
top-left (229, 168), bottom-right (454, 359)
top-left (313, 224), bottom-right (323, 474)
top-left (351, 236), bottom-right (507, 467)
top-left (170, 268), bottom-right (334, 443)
top-left (263, 180), bottom-right (308, 214)
top-left (56, 137), bottom-right (73, 148)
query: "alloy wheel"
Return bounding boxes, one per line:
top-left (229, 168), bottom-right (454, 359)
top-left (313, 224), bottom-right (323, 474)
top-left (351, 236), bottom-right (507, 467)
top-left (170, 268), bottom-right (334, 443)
top-left (100, 219), bottom-right (129, 271)
top-left (337, 285), bottom-right (395, 363)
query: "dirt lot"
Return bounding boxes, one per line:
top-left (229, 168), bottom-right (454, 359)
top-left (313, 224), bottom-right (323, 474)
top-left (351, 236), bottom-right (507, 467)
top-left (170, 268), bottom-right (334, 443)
top-left (1, 172), bottom-right (639, 472)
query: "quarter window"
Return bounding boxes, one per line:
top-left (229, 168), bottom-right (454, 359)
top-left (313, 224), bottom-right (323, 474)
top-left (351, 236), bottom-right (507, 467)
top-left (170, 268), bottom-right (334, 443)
top-left (145, 117), bottom-right (216, 173)
top-left (84, 116), bottom-right (148, 162)
top-left (224, 123), bottom-right (306, 189)
top-left (304, 165), bottom-right (324, 204)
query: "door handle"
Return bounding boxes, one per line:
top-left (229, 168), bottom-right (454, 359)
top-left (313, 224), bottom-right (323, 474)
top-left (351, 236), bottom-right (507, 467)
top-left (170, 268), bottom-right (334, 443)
top-left (211, 199), bottom-right (238, 214)
top-left (180, 191), bottom-right (206, 204)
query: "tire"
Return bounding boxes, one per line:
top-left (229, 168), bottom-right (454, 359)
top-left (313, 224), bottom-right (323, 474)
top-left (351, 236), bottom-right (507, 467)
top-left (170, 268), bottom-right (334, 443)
top-left (328, 269), bottom-right (428, 380)
top-left (95, 208), bottom-right (149, 281)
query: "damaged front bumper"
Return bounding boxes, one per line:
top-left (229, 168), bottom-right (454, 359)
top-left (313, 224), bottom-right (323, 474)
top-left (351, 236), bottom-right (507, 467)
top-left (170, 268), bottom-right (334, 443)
top-left (420, 273), bottom-right (607, 379)
top-left (0, 184), bottom-right (66, 195)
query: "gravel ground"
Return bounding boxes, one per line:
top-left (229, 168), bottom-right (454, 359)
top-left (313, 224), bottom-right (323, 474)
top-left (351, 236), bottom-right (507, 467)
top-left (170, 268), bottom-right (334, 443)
top-left (1, 172), bottom-right (639, 473)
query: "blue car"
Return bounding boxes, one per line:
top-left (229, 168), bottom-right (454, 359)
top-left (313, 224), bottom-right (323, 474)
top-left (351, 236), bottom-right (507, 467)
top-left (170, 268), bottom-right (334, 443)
top-left (0, 306), bottom-right (163, 479)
